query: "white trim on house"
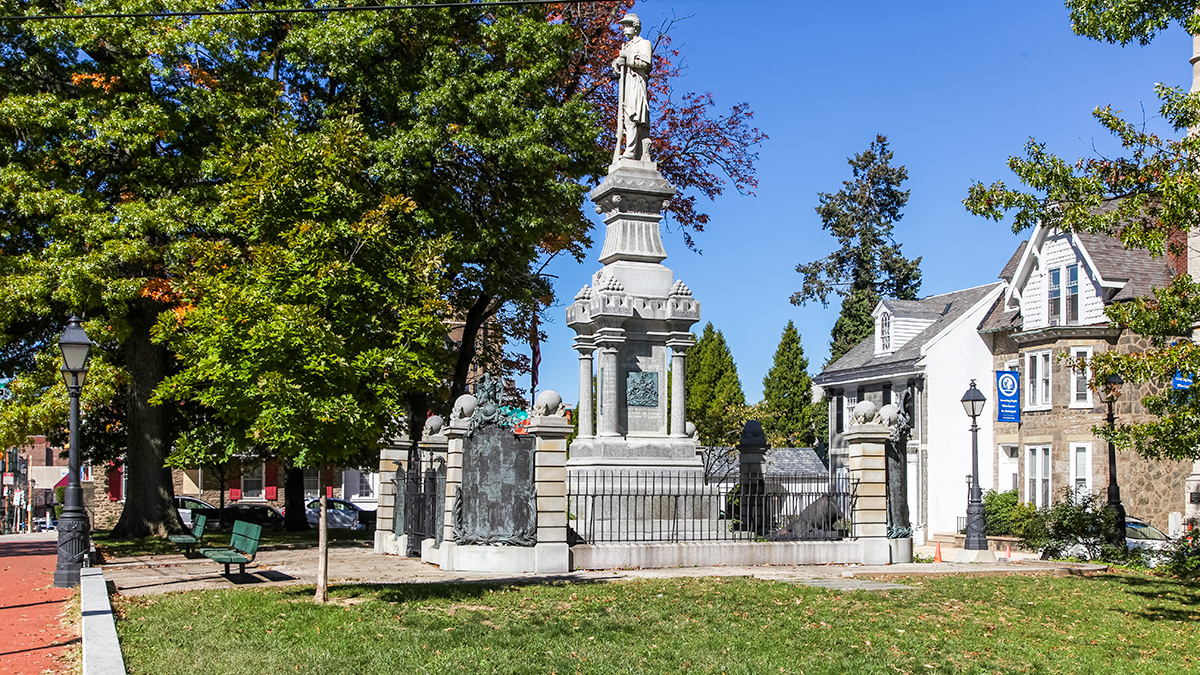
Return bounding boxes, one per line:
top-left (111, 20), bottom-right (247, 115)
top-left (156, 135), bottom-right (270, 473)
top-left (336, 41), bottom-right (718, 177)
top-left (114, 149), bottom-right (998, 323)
top-left (1024, 349), bottom-right (1053, 411)
top-left (1070, 442), bottom-right (1092, 498)
top-left (1069, 346), bottom-right (1093, 409)
top-left (1026, 444), bottom-right (1051, 508)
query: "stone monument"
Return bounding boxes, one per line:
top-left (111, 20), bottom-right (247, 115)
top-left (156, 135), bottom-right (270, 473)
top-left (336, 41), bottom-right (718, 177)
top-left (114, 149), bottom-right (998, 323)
top-left (566, 12), bottom-right (701, 473)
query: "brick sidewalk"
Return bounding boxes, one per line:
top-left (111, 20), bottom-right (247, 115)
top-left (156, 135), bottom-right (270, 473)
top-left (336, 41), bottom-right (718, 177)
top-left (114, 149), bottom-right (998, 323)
top-left (0, 533), bottom-right (78, 675)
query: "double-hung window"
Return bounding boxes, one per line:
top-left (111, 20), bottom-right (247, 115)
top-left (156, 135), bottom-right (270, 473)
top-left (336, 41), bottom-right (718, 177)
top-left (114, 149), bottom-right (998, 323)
top-left (1065, 264), bottom-right (1080, 324)
top-left (880, 312), bottom-right (891, 352)
top-left (1070, 443), bottom-right (1092, 498)
top-left (1070, 346), bottom-right (1092, 408)
top-left (241, 463), bottom-right (264, 500)
top-left (1026, 445), bottom-right (1051, 508)
top-left (1048, 268), bottom-right (1062, 326)
top-left (1025, 350), bottom-right (1052, 409)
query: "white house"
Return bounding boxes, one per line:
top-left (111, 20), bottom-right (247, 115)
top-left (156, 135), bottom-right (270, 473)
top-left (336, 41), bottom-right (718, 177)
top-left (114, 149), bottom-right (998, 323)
top-left (815, 282), bottom-right (1004, 543)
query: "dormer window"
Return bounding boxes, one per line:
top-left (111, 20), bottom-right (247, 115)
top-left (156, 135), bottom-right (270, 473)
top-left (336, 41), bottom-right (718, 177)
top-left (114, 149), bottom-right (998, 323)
top-left (880, 312), bottom-right (891, 352)
top-left (1048, 264), bottom-right (1080, 326)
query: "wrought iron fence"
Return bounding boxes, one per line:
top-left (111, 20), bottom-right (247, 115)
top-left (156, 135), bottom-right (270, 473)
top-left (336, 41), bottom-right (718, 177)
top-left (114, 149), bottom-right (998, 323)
top-left (567, 471), bottom-right (856, 544)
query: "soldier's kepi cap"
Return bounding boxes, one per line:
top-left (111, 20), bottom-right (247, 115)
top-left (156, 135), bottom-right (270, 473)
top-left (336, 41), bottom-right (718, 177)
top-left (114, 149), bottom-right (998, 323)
top-left (619, 13), bottom-right (640, 28)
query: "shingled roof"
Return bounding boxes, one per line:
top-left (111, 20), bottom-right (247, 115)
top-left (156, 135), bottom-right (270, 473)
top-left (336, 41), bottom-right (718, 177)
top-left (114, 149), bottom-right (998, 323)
top-left (764, 447), bottom-right (828, 477)
top-left (817, 282), bottom-right (1002, 383)
top-left (1073, 232), bottom-right (1174, 302)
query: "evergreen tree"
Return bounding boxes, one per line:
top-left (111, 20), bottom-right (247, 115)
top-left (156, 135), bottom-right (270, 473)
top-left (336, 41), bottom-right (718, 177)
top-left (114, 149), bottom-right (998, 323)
top-left (761, 321), bottom-right (816, 447)
top-left (686, 323), bottom-right (746, 447)
top-left (791, 135), bottom-right (922, 365)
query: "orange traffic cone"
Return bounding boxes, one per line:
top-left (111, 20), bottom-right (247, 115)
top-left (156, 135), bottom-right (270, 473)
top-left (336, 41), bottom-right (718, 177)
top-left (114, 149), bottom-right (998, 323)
top-left (1006, 544), bottom-right (1012, 559)
top-left (933, 542), bottom-right (943, 563)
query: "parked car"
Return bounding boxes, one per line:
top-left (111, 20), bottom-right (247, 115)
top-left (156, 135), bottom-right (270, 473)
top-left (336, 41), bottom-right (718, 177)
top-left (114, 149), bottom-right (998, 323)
top-left (190, 502), bottom-right (286, 530)
top-left (305, 498), bottom-right (376, 530)
top-left (1125, 516), bottom-right (1171, 553)
top-left (223, 503), bottom-right (286, 529)
top-left (174, 496), bottom-right (216, 528)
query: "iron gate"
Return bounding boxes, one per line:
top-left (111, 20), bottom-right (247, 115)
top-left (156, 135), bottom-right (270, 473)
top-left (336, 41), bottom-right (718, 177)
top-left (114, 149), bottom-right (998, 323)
top-left (401, 450), bottom-right (445, 557)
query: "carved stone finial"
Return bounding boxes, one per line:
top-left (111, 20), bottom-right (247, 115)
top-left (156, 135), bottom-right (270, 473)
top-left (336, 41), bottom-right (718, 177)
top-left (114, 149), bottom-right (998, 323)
top-left (451, 394), bottom-right (477, 421)
top-left (533, 390), bottom-right (566, 417)
top-left (849, 400), bottom-right (881, 426)
top-left (685, 421), bottom-right (697, 439)
top-left (424, 414), bottom-right (445, 436)
top-left (575, 285), bottom-right (594, 302)
top-left (670, 280), bottom-right (692, 297)
top-left (596, 274), bottom-right (625, 293)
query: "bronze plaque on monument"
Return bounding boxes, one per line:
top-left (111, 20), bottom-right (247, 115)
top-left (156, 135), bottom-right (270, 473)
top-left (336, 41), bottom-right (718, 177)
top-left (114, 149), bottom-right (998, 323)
top-left (454, 425), bottom-right (537, 546)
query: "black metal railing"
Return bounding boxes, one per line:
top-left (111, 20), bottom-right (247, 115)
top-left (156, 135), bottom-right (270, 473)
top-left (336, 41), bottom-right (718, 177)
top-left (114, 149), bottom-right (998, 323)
top-left (567, 471), bottom-right (856, 544)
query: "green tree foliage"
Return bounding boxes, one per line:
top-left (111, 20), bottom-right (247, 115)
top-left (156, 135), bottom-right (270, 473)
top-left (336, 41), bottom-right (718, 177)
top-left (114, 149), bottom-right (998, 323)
top-left (760, 321), bottom-right (816, 447)
top-left (791, 135), bottom-right (922, 364)
top-left (1065, 0), bottom-right (1200, 45)
top-left (963, 4), bottom-right (1200, 462)
top-left (685, 323), bottom-right (746, 447)
top-left (0, 3), bottom-right (603, 538)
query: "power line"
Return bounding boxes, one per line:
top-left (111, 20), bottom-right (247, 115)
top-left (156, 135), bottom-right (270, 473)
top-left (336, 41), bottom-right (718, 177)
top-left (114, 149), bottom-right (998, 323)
top-left (0, 0), bottom-right (620, 23)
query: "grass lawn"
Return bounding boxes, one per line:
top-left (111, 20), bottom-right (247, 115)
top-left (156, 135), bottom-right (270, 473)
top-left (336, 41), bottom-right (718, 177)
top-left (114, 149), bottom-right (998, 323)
top-left (93, 527), bottom-right (372, 560)
top-left (114, 572), bottom-right (1200, 675)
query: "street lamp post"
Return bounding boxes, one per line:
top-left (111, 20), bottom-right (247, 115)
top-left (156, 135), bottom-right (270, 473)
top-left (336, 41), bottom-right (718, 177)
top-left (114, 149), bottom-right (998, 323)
top-left (1096, 373), bottom-right (1128, 550)
top-left (53, 315), bottom-right (92, 589)
top-left (960, 380), bottom-right (993, 560)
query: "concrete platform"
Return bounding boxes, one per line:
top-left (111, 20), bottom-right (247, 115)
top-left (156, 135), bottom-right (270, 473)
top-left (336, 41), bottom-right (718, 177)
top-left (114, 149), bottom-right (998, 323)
top-left (99, 540), bottom-right (1105, 597)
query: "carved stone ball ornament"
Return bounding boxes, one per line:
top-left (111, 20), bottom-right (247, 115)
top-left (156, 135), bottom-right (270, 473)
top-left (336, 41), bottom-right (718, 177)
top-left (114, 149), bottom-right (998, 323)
top-left (574, 285), bottom-right (594, 302)
top-left (596, 273), bottom-right (625, 293)
top-left (685, 421), bottom-right (697, 439)
top-left (424, 414), bottom-right (445, 436)
top-left (533, 390), bottom-right (566, 417)
top-left (849, 399), bottom-right (881, 426)
top-left (670, 280), bottom-right (692, 297)
top-left (452, 394), bottom-right (477, 421)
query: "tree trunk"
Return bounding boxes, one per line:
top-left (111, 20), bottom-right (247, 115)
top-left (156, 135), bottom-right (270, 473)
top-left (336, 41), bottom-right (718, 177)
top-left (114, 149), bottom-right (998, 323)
top-left (450, 293), bottom-right (494, 403)
top-left (111, 309), bottom-right (178, 537)
top-left (314, 466), bottom-right (329, 603)
top-left (284, 465), bottom-right (308, 531)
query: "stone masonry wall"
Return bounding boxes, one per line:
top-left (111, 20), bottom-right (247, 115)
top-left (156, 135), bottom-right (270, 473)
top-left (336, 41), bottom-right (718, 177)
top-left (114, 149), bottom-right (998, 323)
top-left (990, 328), bottom-right (1192, 530)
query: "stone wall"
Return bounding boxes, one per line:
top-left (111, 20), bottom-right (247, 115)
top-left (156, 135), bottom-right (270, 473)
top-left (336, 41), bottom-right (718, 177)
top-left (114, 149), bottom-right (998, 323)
top-left (990, 328), bottom-right (1192, 530)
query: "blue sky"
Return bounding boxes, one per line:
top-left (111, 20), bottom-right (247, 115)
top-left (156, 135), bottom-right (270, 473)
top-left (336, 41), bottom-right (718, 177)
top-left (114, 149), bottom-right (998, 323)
top-left (530, 1), bottom-right (1187, 405)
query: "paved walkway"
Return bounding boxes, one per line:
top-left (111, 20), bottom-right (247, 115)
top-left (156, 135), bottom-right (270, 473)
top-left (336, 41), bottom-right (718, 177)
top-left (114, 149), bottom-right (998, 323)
top-left (0, 532), bottom-right (78, 675)
top-left (101, 540), bottom-right (1104, 597)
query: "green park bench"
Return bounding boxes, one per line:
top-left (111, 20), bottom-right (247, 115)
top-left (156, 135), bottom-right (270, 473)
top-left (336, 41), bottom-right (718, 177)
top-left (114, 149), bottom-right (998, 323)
top-left (167, 513), bottom-right (207, 554)
top-left (199, 520), bottom-right (262, 581)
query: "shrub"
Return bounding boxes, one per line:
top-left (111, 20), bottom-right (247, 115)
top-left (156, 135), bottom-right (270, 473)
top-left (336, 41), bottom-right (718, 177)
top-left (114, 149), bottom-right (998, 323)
top-left (1019, 489), bottom-right (1117, 560)
top-left (54, 486), bottom-right (65, 520)
top-left (983, 489), bottom-right (1036, 537)
top-left (1158, 528), bottom-right (1200, 580)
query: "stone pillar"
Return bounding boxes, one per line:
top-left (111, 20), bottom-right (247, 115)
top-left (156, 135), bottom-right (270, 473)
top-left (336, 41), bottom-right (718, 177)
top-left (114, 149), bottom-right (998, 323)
top-left (668, 338), bottom-right (690, 437)
top-left (439, 395), bottom-right (474, 570)
top-left (528, 391), bottom-right (573, 573)
top-left (843, 401), bottom-right (892, 565)
top-left (418, 416), bottom-right (449, 563)
top-left (374, 433), bottom-right (409, 555)
top-left (576, 342), bottom-right (595, 439)
top-left (596, 333), bottom-right (623, 438)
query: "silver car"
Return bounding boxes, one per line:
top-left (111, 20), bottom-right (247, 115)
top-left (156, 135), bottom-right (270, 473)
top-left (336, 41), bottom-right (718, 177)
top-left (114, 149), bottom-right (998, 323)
top-left (174, 496), bottom-right (215, 528)
top-left (305, 498), bottom-right (370, 530)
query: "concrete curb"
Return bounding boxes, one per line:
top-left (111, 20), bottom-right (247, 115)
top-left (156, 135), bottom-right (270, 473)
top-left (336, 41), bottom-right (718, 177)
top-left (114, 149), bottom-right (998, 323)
top-left (81, 567), bottom-right (127, 675)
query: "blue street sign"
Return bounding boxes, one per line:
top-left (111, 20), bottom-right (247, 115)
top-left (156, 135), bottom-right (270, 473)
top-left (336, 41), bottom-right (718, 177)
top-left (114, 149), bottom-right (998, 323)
top-left (1173, 372), bottom-right (1192, 390)
top-left (996, 370), bottom-right (1020, 423)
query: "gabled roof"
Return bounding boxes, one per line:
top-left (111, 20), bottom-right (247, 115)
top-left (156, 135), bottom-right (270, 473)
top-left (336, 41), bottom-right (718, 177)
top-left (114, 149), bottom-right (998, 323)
top-left (994, 227), bottom-right (1174, 329)
top-left (765, 447), bottom-right (828, 477)
top-left (877, 298), bottom-right (944, 320)
top-left (816, 282), bottom-right (1003, 384)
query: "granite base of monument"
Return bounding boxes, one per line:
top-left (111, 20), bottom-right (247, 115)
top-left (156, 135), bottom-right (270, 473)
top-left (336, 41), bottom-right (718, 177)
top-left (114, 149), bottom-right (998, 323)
top-left (956, 547), bottom-right (998, 563)
top-left (889, 537), bottom-right (913, 564)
